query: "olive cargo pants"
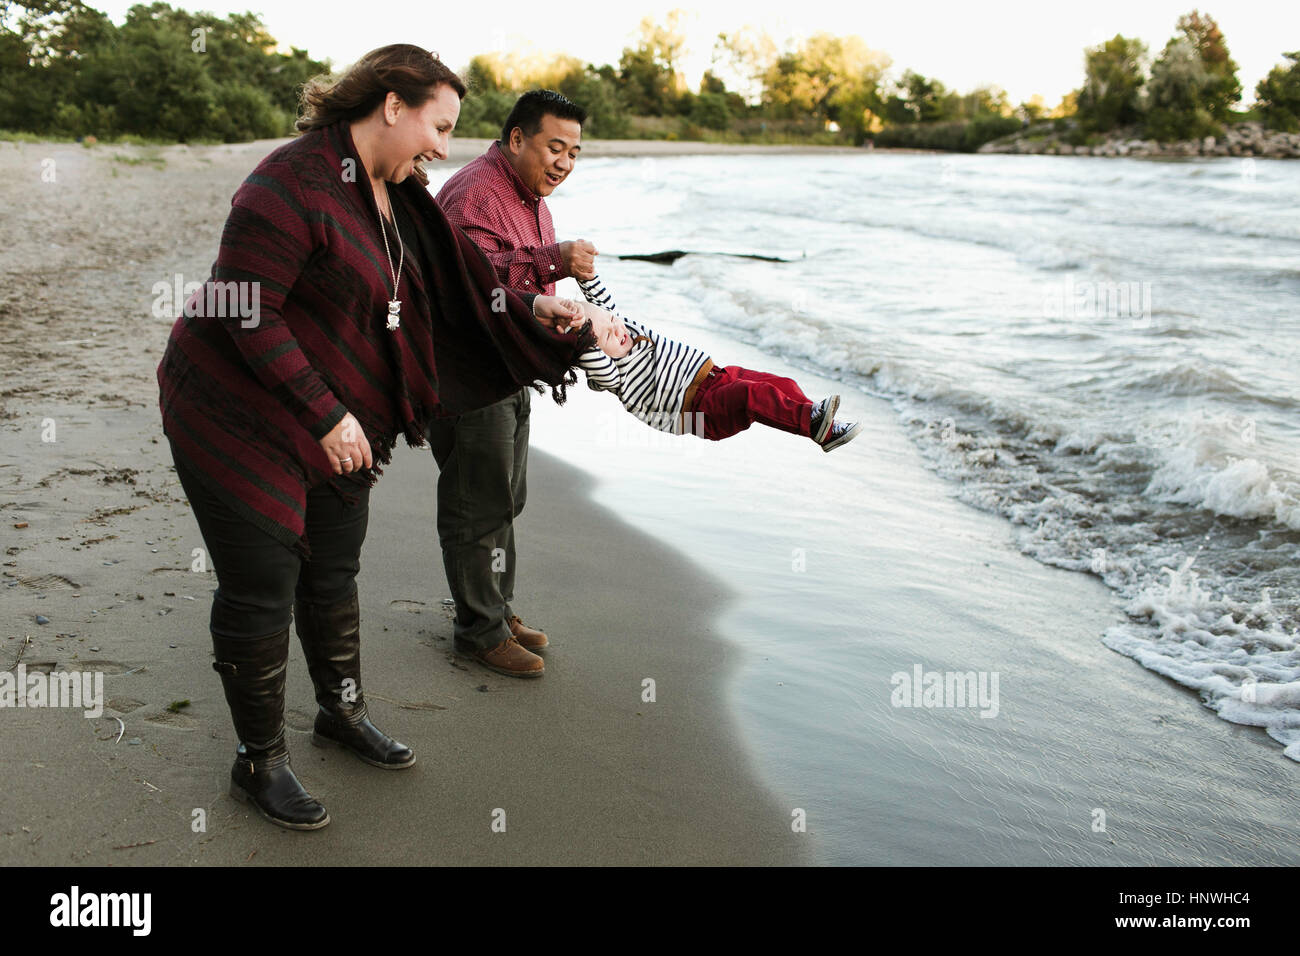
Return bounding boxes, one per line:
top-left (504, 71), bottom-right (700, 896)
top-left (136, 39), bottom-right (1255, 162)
top-left (427, 387), bottom-right (530, 651)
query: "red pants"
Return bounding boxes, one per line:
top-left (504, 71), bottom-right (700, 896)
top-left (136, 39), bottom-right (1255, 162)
top-left (691, 365), bottom-right (813, 441)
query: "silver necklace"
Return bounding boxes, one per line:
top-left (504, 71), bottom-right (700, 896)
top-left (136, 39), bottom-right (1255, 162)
top-left (377, 183), bottom-right (404, 331)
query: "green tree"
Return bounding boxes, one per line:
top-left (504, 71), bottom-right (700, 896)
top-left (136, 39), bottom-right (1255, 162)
top-left (617, 45), bottom-right (669, 114)
top-left (209, 81), bottom-right (281, 140)
top-left (1255, 51), bottom-right (1300, 132)
top-left (104, 7), bottom-right (217, 140)
top-left (635, 9), bottom-right (688, 77)
top-left (556, 64), bottom-right (630, 138)
top-left (0, 1), bottom-right (326, 140)
top-left (699, 69), bottom-right (725, 95)
top-left (464, 53), bottom-right (501, 94)
top-left (1075, 33), bottom-right (1147, 131)
top-left (711, 26), bottom-right (777, 105)
top-left (456, 85), bottom-right (515, 139)
top-left (698, 69), bottom-right (746, 117)
top-left (760, 32), bottom-right (889, 138)
top-left (1145, 37), bottom-right (1221, 140)
top-left (689, 91), bottom-right (730, 130)
top-left (955, 85), bottom-right (1011, 119)
top-left (1144, 12), bottom-right (1240, 141)
top-left (1, 0), bottom-right (117, 132)
top-left (1174, 9), bottom-right (1239, 119)
top-left (882, 70), bottom-right (952, 123)
top-left (616, 9), bottom-right (688, 115)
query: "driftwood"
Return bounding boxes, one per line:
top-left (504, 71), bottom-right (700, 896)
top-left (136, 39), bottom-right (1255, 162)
top-left (617, 249), bottom-right (793, 265)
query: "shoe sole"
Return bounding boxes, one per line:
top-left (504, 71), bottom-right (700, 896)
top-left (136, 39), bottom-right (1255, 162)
top-left (454, 640), bottom-right (546, 677)
top-left (821, 421), bottom-right (863, 453)
top-left (310, 732), bottom-right (417, 770)
top-left (476, 659), bottom-right (545, 678)
top-left (229, 781), bottom-right (331, 830)
top-left (812, 395), bottom-right (841, 444)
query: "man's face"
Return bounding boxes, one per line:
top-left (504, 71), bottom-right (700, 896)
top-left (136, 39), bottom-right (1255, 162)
top-left (505, 113), bottom-right (582, 197)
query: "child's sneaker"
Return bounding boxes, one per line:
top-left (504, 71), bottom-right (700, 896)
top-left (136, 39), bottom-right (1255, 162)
top-left (819, 420), bottom-right (862, 453)
top-left (809, 395), bottom-right (840, 444)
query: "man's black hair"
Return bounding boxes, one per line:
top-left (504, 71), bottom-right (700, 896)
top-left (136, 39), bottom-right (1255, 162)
top-left (500, 89), bottom-right (587, 144)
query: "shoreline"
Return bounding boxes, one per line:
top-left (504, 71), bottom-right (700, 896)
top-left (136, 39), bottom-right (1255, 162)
top-left (981, 119), bottom-right (1300, 159)
top-left (0, 134), bottom-right (942, 167)
top-left (524, 289), bottom-right (1300, 866)
top-left (15, 127), bottom-right (1300, 164)
top-left (6, 134), bottom-right (1297, 866)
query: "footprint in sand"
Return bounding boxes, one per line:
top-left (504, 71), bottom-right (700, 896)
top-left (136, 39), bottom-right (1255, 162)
top-left (63, 659), bottom-right (136, 675)
top-left (15, 660), bottom-right (59, 674)
top-left (143, 710), bottom-right (198, 730)
top-left (284, 707), bottom-right (314, 732)
top-left (18, 574), bottom-right (82, 590)
top-left (389, 599), bottom-right (426, 613)
top-left (106, 696), bottom-right (144, 713)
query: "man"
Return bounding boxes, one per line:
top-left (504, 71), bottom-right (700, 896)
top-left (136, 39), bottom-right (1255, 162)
top-left (431, 89), bottom-right (595, 678)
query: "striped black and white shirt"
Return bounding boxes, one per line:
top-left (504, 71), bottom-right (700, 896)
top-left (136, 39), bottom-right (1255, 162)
top-left (575, 276), bottom-right (712, 435)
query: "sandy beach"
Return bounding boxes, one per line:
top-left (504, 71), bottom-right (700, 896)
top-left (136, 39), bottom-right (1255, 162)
top-left (0, 136), bottom-right (818, 865)
top-left (2, 135), bottom-right (1296, 868)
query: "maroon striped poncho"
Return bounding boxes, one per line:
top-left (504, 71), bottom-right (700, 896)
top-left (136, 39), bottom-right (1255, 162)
top-left (157, 121), bottom-right (591, 554)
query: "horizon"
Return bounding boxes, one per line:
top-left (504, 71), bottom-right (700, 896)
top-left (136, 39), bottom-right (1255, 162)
top-left (81, 0), bottom-right (1299, 107)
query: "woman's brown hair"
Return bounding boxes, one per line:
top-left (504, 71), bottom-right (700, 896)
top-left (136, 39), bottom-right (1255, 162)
top-left (297, 45), bottom-right (467, 179)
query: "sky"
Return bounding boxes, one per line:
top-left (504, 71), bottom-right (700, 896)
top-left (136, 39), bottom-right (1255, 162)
top-left (90, 0), bottom-right (1298, 105)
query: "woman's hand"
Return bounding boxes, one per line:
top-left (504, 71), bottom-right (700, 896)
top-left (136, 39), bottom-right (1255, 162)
top-left (319, 412), bottom-right (373, 475)
top-left (532, 295), bottom-right (585, 330)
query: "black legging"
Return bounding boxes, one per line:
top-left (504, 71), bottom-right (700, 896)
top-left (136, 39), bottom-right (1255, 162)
top-left (171, 445), bottom-right (370, 640)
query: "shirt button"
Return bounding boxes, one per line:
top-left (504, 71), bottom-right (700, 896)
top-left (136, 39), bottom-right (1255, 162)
top-left (549, 265), bottom-right (555, 271)
top-left (524, 280), bottom-right (531, 285)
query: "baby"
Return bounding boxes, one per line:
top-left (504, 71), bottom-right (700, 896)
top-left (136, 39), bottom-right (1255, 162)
top-left (572, 277), bottom-right (860, 451)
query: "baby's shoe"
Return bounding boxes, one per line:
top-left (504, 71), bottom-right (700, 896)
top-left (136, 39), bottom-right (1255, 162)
top-left (819, 420), bottom-right (862, 453)
top-left (810, 395), bottom-right (840, 444)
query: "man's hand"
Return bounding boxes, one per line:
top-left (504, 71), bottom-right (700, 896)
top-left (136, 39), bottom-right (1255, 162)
top-left (532, 295), bottom-right (585, 330)
top-left (559, 239), bottom-right (598, 280)
top-left (320, 412), bottom-right (373, 476)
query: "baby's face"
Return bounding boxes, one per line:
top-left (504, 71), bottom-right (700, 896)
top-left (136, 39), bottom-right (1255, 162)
top-left (583, 302), bottom-right (633, 358)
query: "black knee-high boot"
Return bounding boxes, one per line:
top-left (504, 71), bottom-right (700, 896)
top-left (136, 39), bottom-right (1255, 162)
top-left (294, 592), bottom-right (415, 770)
top-left (211, 628), bottom-right (330, 830)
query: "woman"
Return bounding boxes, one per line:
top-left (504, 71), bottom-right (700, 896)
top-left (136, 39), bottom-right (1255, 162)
top-left (157, 45), bottom-right (597, 830)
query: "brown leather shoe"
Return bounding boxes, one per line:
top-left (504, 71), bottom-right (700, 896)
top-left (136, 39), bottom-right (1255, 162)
top-left (508, 614), bottom-right (549, 650)
top-left (468, 635), bottom-right (544, 678)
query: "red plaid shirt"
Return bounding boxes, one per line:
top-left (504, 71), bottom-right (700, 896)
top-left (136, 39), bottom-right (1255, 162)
top-left (435, 142), bottom-right (567, 296)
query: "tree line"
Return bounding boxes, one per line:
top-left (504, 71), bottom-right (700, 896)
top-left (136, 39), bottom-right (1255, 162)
top-left (2, 2), bottom-right (1298, 148)
top-left (1072, 11), bottom-right (1300, 139)
top-left (455, 14), bottom-right (1025, 148)
top-left (0, 0), bottom-right (326, 141)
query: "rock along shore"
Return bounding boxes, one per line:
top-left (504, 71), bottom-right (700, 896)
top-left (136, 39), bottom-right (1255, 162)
top-left (979, 120), bottom-right (1300, 159)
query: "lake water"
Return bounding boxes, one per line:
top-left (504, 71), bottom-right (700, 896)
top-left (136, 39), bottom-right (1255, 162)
top-left (430, 150), bottom-right (1300, 861)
